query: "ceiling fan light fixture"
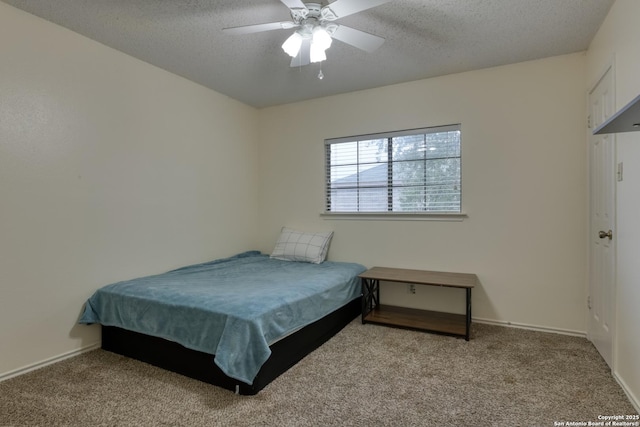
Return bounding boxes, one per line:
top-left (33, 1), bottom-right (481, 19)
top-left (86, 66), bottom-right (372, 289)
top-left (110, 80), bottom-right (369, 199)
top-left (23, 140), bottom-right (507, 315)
top-left (282, 31), bottom-right (303, 57)
top-left (309, 41), bottom-right (327, 63)
top-left (312, 26), bottom-right (332, 51)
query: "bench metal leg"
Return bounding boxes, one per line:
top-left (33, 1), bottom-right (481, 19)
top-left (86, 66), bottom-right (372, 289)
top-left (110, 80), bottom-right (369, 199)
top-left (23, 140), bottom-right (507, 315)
top-left (465, 288), bottom-right (472, 341)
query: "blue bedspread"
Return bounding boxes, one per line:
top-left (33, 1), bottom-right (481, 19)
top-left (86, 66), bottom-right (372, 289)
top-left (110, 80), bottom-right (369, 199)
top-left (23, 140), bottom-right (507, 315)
top-left (79, 251), bottom-right (366, 384)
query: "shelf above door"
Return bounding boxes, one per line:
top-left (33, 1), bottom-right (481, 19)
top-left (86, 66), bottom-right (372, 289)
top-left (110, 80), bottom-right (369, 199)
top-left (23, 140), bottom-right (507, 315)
top-left (593, 93), bottom-right (640, 135)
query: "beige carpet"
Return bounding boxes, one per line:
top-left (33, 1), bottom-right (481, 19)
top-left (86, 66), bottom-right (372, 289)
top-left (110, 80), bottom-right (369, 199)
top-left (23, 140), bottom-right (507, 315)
top-left (1, 321), bottom-right (637, 426)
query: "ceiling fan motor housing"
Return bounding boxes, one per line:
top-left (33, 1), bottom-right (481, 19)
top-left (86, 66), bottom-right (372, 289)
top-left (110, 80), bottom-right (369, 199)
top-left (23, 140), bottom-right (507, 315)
top-left (305, 3), bottom-right (322, 17)
top-left (291, 3), bottom-right (338, 23)
top-left (291, 2), bottom-right (338, 39)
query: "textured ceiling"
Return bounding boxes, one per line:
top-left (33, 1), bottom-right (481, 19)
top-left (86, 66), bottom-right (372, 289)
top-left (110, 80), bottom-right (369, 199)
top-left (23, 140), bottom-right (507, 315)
top-left (3, 0), bottom-right (614, 108)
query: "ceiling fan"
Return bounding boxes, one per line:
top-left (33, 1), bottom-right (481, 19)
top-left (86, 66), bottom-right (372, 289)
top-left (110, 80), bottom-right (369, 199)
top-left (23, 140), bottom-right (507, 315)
top-left (223, 0), bottom-right (391, 67)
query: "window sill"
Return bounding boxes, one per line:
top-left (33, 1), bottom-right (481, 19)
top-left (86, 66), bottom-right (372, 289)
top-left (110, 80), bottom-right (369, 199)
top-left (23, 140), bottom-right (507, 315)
top-left (320, 212), bottom-right (468, 221)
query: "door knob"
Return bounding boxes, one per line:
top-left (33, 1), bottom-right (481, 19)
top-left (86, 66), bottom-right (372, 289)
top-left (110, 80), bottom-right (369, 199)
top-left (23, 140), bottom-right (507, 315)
top-left (598, 230), bottom-right (613, 240)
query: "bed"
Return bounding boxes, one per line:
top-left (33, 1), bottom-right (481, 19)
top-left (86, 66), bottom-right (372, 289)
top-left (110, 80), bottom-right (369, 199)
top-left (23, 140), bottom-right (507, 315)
top-left (79, 250), bottom-right (366, 395)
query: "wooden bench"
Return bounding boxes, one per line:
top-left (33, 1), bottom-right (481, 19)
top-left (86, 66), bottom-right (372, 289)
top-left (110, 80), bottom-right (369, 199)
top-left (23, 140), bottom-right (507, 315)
top-left (359, 267), bottom-right (478, 340)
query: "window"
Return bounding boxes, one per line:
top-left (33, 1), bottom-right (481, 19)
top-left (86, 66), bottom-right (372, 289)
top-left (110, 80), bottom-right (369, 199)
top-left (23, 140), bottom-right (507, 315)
top-left (325, 125), bottom-right (461, 214)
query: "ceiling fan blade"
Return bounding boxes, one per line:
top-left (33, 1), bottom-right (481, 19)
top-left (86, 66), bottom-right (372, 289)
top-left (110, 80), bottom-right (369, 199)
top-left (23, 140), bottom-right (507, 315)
top-left (325, 0), bottom-right (390, 19)
top-left (290, 38), bottom-right (311, 67)
top-left (223, 21), bottom-right (297, 35)
top-left (331, 25), bottom-right (385, 52)
top-left (280, 0), bottom-right (307, 9)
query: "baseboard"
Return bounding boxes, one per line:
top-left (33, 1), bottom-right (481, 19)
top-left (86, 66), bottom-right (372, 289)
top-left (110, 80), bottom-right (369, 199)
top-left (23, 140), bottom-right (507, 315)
top-left (613, 371), bottom-right (640, 414)
top-left (0, 342), bottom-right (101, 383)
top-left (473, 317), bottom-right (586, 338)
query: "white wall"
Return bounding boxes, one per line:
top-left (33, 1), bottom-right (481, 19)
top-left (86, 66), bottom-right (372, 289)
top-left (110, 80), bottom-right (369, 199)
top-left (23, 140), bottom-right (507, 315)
top-left (587, 0), bottom-right (640, 410)
top-left (256, 53), bottom-right (588, 333)
top-left (0, 3), bottom-right (259, 377)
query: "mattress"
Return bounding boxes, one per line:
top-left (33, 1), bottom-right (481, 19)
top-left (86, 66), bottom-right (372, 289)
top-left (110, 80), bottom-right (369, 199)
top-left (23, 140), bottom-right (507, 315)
top-left (79, 251), bottom-right (366, 384)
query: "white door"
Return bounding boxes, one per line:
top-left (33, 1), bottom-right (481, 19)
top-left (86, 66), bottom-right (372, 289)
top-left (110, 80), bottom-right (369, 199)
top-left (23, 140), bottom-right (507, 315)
top-left (588, 66), bottom-right (616, 369)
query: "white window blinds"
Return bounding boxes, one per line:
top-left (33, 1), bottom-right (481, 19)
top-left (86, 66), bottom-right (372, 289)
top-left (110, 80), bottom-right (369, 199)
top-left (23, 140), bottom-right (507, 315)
top-left (325, 124), bottom-right (461, 213)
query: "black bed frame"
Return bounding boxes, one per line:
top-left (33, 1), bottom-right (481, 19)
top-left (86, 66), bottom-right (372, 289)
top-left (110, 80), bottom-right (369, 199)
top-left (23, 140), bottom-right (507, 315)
top-left (101, 297), bottom-right (361, 395)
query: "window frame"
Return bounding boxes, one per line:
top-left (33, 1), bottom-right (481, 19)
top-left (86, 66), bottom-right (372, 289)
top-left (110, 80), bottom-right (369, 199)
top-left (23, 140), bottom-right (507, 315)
top-left (322, 124), bottom-right (466, 221)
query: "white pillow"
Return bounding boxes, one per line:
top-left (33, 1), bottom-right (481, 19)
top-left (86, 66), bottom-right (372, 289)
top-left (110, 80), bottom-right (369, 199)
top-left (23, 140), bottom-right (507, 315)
top-left (270, 227), bottom-right (333, 264)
